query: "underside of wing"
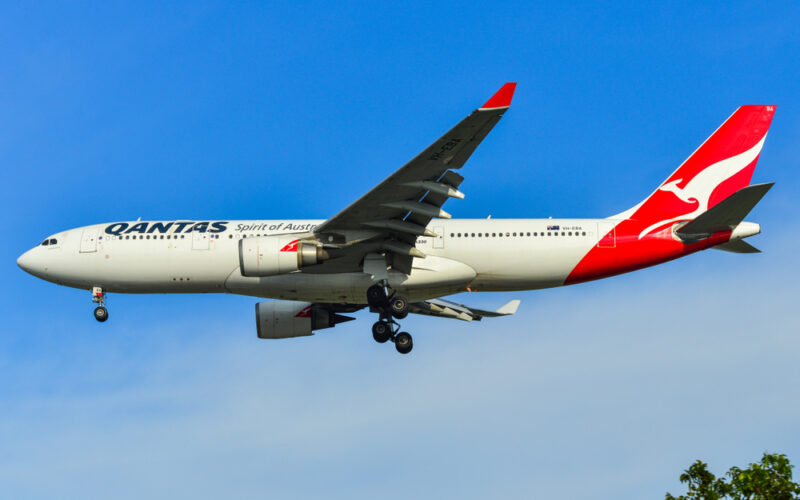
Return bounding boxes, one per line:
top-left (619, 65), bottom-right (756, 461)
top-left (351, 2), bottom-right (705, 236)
top-left (408, 298), bottom-right (521, 322)
top-left (311, 83), bottom-right (517, 275)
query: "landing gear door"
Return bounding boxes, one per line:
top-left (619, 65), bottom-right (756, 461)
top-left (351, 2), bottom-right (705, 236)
top-left (192, 231), bottom-right (209, 250)
top-left (80, 227), bottom-right (99, 253)
top-left (432, 226), bottom-right (445, 249)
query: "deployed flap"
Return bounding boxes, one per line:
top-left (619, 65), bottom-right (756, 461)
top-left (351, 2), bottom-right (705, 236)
top-left (676, 182), bottom-right (773, 238)
top-left (713, 239), bottom-right (761, 253)
top-left (408, 298), bottom-right (521, 322)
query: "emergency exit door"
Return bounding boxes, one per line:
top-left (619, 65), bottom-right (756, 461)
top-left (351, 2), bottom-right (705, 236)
top-left (596, 221), bottom-right (616, 248)
top-left (80, 227), bottom-right (98, 253)
top-left (432, 226), bottom-right (445, 249)
top-left (192, 231), bottom-right (209, 250)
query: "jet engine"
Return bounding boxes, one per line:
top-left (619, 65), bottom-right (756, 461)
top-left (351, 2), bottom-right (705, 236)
top-left (255, 300), bottom-right (354, 339)
top-left (239, 236), bottom-right (328, 277)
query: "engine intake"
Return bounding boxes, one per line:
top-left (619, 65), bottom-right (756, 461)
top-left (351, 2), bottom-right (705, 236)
top-left (255, 301), bottom-right (354, 339)
top-left (239, 235), bottom-right (328, 277)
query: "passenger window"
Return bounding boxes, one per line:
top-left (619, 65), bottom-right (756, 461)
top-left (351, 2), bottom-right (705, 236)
top-left (582, 231), bottom-right (586, 236)
top-left (450, 233), bottom-right (454, 237)
top-left (471, 233), bottom-right (475, 237)
top-left (492, 233), bottom-right (496, 237)
top-left (569, 232), bottom-right (573, 236)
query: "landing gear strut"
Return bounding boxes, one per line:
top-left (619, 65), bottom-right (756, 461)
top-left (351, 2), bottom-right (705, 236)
top-left (367, 283), bottom-right (413, 354)
top-left (92, 286), bottom-right (109, 323)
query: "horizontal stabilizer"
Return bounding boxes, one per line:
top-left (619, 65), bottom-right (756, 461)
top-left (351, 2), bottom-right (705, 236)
top-left (676, 182), bottom-right (773, 239)
top-left (713, 239), bottom-right (761, 253)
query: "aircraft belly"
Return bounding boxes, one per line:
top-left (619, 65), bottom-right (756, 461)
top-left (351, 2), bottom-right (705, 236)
top-left (224, 258), bottom-right (476, 303)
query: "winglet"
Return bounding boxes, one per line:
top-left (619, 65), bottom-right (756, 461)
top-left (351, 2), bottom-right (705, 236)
top-left (496, 299), bottom-right (521, 315)
top-left (480, 82), bottom-right (517, 110)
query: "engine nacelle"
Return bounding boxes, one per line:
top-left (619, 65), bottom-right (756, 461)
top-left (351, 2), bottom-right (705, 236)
top-left (255, 300), bottom-right (353, 339)
top-left (239, 235), bottom-right (328, 277)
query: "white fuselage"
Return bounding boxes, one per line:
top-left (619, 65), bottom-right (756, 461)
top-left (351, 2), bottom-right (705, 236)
top-left (20, 219), bottom-right (608, 303)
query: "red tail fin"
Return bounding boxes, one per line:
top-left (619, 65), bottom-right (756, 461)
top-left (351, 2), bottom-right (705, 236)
top-left (617, 105), bottom-right (775, 239)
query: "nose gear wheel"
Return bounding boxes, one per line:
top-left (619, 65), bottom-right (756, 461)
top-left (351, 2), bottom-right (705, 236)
top-left (91, 287), bottom-right (109, 323)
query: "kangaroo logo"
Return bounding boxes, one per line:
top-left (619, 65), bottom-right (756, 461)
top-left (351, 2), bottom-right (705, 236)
top-left (638, 134), bottom-right (766, 239)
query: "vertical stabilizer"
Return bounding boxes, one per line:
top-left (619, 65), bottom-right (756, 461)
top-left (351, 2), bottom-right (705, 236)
top-left (613, 105), bottom-right (775, 239)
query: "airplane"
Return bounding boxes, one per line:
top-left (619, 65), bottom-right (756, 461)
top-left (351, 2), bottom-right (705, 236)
top-left (17, 83), bottom-right (776, 354)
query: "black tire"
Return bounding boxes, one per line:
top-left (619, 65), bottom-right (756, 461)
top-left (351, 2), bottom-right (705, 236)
top-left (390, 295), bottom-right (409, 319)
top-left (372, 321), bottom-right (392, 343)
top-left (366, 284), bottom-right (388, 308)
top-left (94, 306), bottom-right (109, 323)
top-left (394, 332), bottom-right (413, 354)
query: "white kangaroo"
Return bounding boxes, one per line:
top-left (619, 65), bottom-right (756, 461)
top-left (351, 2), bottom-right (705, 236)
top-left (638, 134), bottom-right (767, 239)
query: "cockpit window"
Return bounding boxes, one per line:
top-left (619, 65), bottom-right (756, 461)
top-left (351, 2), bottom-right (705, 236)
top-left (49, 238), bottom-right (57, 245)
top-left (41, 239), bottom-right (49, 246)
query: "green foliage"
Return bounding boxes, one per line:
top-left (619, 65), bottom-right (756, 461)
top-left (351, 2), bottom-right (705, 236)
top-left (666, 453), bottom-right (800, 500)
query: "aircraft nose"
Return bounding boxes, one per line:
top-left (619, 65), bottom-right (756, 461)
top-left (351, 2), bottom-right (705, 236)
top-left (17, 248), bottom-right (44, 277)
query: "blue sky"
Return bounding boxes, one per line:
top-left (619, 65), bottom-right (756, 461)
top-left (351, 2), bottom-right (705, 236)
top-left (1, 1), bottom-right (799, 498)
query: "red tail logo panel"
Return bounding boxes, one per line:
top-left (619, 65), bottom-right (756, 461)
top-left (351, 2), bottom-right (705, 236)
top-left (566, 105), bottom-right (774, 285)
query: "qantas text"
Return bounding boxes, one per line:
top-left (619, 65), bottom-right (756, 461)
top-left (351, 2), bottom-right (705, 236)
top-left (104, 221), bottom-right (320, 235)
top-left (105, 221), bottom-right (229, 235)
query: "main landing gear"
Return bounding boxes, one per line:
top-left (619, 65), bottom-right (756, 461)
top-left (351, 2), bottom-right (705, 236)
top-left (92, 286), bottom-right (109, 323)
top-left (367, 283), bottom-right (413, 354)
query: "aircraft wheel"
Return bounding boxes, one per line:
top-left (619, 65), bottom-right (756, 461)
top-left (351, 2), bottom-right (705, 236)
top-left (94, 306), bottom-right (109, 323)
top-left (389, 295), bottom-right (409, 319)
top-left (372, 321), bottom-right (392, 343)
top-left (366, 284), bottom-right (388, 308)
top-left (394, 332), bottom-right (413, 354)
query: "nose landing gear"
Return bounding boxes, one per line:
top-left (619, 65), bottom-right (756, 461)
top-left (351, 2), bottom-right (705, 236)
top-left (92, 286), bottom-right (109, 323)
top-left (367, 283), bottom-right (413, 354)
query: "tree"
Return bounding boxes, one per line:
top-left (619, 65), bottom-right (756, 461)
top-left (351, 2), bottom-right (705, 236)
top-left (666, 453), bottom-right (800, 499)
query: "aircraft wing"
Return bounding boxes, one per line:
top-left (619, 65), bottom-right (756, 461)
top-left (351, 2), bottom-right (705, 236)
top-left (408, 298), bottom-right (521, 322)
top-left (314, 83), bottom-right (517, 274)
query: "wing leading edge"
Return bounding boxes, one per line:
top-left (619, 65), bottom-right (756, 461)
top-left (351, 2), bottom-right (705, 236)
top-left (314, 83), bottom-right (517, 274)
